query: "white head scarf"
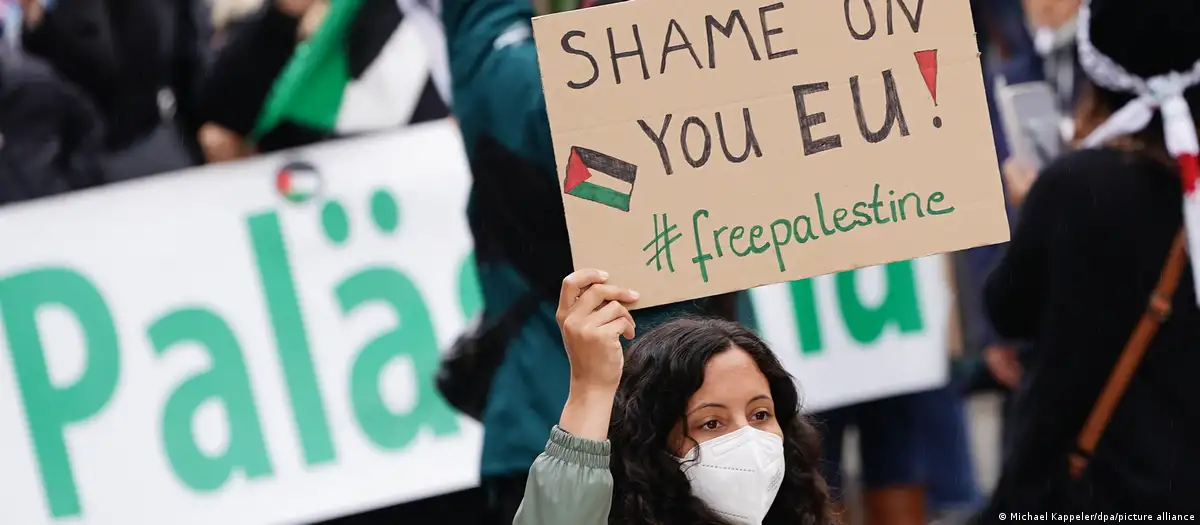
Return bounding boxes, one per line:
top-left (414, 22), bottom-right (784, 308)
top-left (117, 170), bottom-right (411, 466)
top-left (1076, 0), bottom-right (1200, 305)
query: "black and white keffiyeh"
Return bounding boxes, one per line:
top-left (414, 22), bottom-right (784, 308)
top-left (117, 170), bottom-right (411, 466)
top-left (1076, 0), bottom-right (1200, 304)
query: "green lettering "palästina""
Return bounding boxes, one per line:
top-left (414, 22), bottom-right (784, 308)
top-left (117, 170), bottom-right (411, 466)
top-left (0, 204), bottom-right (469, 519)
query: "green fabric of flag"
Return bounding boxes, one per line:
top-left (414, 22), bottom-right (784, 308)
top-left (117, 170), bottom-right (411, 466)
top-left (252, 0), bottom-right (366, 140)
top-left (551, 0), bottom-right (579, 13)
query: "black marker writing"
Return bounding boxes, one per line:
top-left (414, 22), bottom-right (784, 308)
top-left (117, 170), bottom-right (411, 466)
top-left (715, 108), bottom-right (763, 163)
top-left (558, 3), bottom-right (796, 89)
top-left (845, 0), bottom-right (925, 41)
top-left (562, 30), bottom-right (600, 90)
top-left (888, 0), bottom-right (925, 35)
top-left (793, 82), bottom-right (843, 156)
top-left (608, 25), bottom-right (649, 85)
top-left (681, 117), bottom-right (713, 168)
top-left (639, 115), bottom-right (674, 175)
top-left (641, 110), bottom-right (763, 174)
top-left (705, 10), bottom-right (761, 69)
top-left (661, 19), bottom-right (703, 74)
top-left (844, 0), bottom-right (876, 40)
top-left (851, 69), bottom-right (910, 143)
top-left (758, 3), bottom-right (798, 60)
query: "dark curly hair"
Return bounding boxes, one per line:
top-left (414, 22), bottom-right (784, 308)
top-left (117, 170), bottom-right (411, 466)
top-left (607, 316), bottom-right (834, 525)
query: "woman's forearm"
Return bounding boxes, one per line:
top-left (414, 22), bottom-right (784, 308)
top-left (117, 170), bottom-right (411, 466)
top-left (558, 384), bottom-right (615, 441)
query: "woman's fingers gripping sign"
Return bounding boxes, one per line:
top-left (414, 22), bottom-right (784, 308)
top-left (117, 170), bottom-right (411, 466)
top-left (556, 269), bottom-right (640, 390)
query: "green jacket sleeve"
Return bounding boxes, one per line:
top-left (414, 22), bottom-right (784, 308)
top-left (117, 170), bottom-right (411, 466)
top-left (441, 0), bottom-right (556, 174)
top-left (514, 426), bottom-right (613, 525)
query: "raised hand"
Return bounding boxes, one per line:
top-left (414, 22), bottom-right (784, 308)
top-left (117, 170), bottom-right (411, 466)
top-left (556, 269), bottom-right (638, 390)
top-left (555, 269), bottom-right (638, 439)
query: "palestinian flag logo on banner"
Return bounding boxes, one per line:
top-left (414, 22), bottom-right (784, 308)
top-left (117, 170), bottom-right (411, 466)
top-left (563, 146), bottom-right (638, 212)
top-left (275, 160), bottom-right (324, 203)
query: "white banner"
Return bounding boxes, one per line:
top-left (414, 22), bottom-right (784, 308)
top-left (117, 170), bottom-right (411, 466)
top-left (0, 120), bottom-right (948, 525)
top-left (753, 257), bottom-right (950, 411)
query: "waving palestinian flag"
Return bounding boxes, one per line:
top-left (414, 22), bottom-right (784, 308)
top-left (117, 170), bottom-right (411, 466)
top-left (253, 0), bottom-right (450, 143)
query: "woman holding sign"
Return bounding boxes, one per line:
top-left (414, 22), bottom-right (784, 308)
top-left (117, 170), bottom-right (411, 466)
top-left (512, 269), bottom-right (834, 525)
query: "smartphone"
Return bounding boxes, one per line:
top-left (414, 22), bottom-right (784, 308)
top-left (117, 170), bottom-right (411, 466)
top-left (995, 77), bottom-right (1066, 171)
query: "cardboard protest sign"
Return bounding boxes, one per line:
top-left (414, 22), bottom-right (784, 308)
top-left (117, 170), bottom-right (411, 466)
top-left (532, 0), bottom-right (1009, 309)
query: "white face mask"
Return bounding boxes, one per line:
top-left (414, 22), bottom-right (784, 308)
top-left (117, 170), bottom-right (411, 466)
top-left (677, 426), bottom-right (786, 525)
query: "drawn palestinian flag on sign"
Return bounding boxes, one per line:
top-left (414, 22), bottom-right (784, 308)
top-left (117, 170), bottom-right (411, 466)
top-left (275, 161), bottom-right (323, 203)
top-left (563, 147), bottom-right (638, 212)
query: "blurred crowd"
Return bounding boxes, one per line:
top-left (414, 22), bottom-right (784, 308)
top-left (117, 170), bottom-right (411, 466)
top-left (0, 0), bottom-right (448, 205)
top-left (2, 0), bottom-right (1197, 524)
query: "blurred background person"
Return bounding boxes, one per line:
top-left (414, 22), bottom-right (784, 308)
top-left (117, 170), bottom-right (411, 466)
top-left (196, 0), bottom-right (316, 164)
top-left (197, 0), bottom-right (448, 164)
top-left (1024, 0), bottom-right (1083, 123)
top-left (998, 0), bottom-right (1085, 211)
top-left (18, 0), bottom-right (210, 180)
top-left (969, 0), bottom-right (1035, 399)
top-left (915, 386), bottom-right (983, 525)
top-left (209, 0), bottom-right (265, 51)
top-left (817, 395), bottom-right (928, 525)
top-left (982, 0), bottom-right (1200, 515)
top-left (985, 0), bottom-right (1084, 463)
top-left (0, 12), bottom-right (105, 205)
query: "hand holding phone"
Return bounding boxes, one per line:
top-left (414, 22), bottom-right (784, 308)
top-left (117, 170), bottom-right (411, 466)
top-left (995, 77), bottom-right (1066, 172)
top-left (1002, 158), bottom-right (1039, 207)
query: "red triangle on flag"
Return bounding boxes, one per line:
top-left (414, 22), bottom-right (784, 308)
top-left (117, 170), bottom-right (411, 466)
top-left (276, 169), bottom-right (292, 194)
top-left (564, 148), bottom-right (593, 193)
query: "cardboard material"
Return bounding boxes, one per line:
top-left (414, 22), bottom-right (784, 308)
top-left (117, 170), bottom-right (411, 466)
top-left (532, 0), bottom-right (1009, 308)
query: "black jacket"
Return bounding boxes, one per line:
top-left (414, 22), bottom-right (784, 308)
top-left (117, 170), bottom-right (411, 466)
top-left (981, 148), bottom-right (1200, 515)
top-left (198, 2), bottom-right (302, 149)
top-left (0, 49), bottom-right (105, 205)
top-left (22, 0), bottom-right (209, 158)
